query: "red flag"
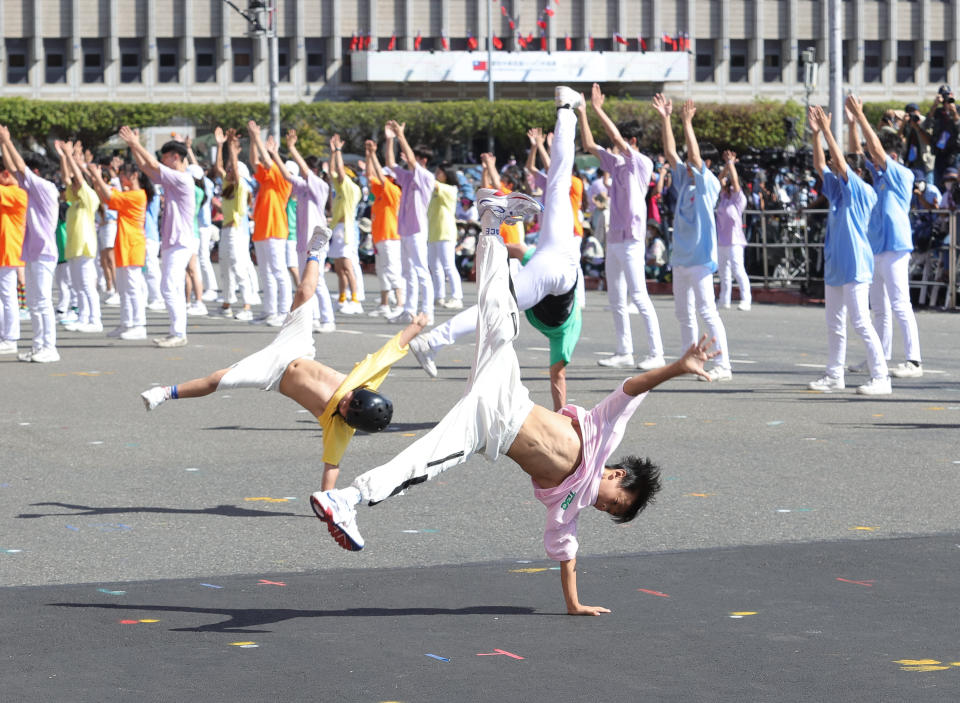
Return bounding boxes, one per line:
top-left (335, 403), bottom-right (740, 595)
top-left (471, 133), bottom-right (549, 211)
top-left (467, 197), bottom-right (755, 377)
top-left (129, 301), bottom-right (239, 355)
top-left (414, 31), bottom-right (422, 50)
top-left (682, 32), bottom-right (690, 51)
top-left (614, 33), bottom-right (628, 45)
top-left (493, 36), bottom-right (503, 50)
top-left (526, 32), bottom-right (534, 44)
top-left (589, 34), bottom-right (594, 50)
top-left (537, 20), bottom-right (547, 30)
top-left (441, 33), bottom-right (449, 50)
top-left (564, 34), bottom-right (572, 51)
top-left (501, 5), bottom-right (508, 15)
top-left (364, 34), bottom-right (373, 50)
top-left (662, 33), bottom-right (673, 50)
top-left (508, 19), bottom-right (515, 30)
top-left (540, 34), bottom-right (547, 50)
top-left (387, 34), bottom-right (396, 51)
top-left (640, 37), bottom-right (647, 53)
top-left (517, 34), bottom-right (528, 49)
top-left (467, 34), bottom-right (478, 51)
top-left (545, 8), bottom-right (555, 16)
top-left (349, 33), bottom-right (358, 51)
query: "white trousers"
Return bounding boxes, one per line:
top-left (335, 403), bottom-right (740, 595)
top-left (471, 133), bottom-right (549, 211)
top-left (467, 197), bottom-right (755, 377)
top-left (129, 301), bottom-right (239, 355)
top-left (824, 282), bottom-right (888, 380)
top-left (117, 266), bottom-right (146, 328)
top-left (0, 266), bottom-right (19, 341)
top-left (718, 244), bottom-right (751, 307)
top-left (605, 239), bottom-right (663, 357)
top-left (219, 225), bottom-right (255, 306)
top-left (672, 263), bottom-right (730, 368)
top-left (352, 231), bottom-right (533, 505)
top-left (144, 239), bottom-right (162, 304)
top-left (198, 224), bottom-right (219, 293)
top-left (376, 239), bottom-right (403, 290)
top-left (25, 260), bottom-right (56, 350)
top-left (253, 238), bottom-right (291, 317)
top-left (69, 256), bottom-right (101, 325)
top-left (297, 249), bottom-right (334, 324)
top-left (869, 250), bottom-right (921, 362)
top-left (161, 245), bottom-right (193, 337)
top-left (428, 240), bottom-right (463, 302)
top-left (54, 262), bottom-right (73, 312)
top-left (400, 234), bottom-right (432, 317)
top-left (423, 107), bottom-right (580, 349)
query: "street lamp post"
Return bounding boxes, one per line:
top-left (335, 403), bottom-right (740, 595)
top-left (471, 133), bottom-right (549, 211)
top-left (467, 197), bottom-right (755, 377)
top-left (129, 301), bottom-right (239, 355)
top-left (223, 0), bottom-right (280, 141)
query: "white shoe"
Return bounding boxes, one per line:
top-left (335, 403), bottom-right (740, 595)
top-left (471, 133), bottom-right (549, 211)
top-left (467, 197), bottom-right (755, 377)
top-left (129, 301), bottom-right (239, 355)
top-left (146, 300), bottom-right (166, 312)
top-left (234, 309), bottom-right (253, 321)
top-left (720, 303), bottom-right (731, 310)
top-left (310, 489), bottom-right (364, 551)
top-left (408, 337), bottom-right (438, 378)
top-left (555, 85), bottom-right (584, 110)
top-left (598, 353), bottom-right (635, 369)
top-left (889, 361), bottom-right (922, 378)
top-left (0, 340), bottom-right (17, 354)
top-left (201, 289), bottom-right (218, 302)
top-left (106, 326), bottom-right (125, 338)
top-left (636, 355), bottom-right (666, 371)
top-left (140, 386), bottom-right (167, 411)
top-left (343, 300), bottom-right (364, 315)
top-left (846, 360), bottom-right (868, 374)
top-left (387, 310), bottom-right (414, 325)
top-left (249, 313), bottom-right (273, 325)
top-left (808, 375), bottom-right (845, 391)
top-left (104, 292), bottom-right (120, 306)
top-left (699, 366), bottom-right (732, 382)
top-left (264, 314), bottom-right (284, 327)
top-left (187, 302), bottom-right (208, 316)
top-left (443, 297), bottom-right (464, 310)
top-left (62, 321), bottom-right (83, 332)
top-left (29, 347), bottom-right (60, 363)
top-left (856, 376), bottom-right (892, 396)
top-left (476, 188), bottom-right (543, 225)
top-left (368, 304), bottom-right (392, 317)
top-left (307, 226), bottom-right (332, 255)
top-left (154, 335), bottom-right (188, 348)
top-left (215, 306), bottom-right (234, 318)
top-left (58, 310), bottom-right (79, 323)
top-left (316, 321), bottom-right (336, 333)
top-left (120, 326), bottom-right (147, 340)
top-left (75, 321), bottom-right (104, 333)
top-left (17, 348), bottom-right (38, 362)
top-left (737, 301), bottom-right (752, 311)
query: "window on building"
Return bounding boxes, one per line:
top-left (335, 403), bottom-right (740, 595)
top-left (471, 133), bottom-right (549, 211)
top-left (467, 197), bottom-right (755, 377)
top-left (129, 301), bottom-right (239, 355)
top-left (863, 40), bottom-right (882, 83)
top-left (277, 38), bottom-right (290, 82)
top-left (305, 38), bottom-right (325, 83)
top-left (695, 39), bottom-right (715, 82)
top-left (195, 38), bottom-right (216, 83)
top-left (796, 40), bottom-right (816, 82)
top-left (81, 38), bottom-right (104, 83)
top-left (339, 38), bottom-right (352, 82)
top-left (896, 40), bottom-right (914, 83)
top-left (591, 37), bottom-right (612, 52)
top-left (930, 41), bottom-right (948, 83)
top-left (44, 38), bottom-right (67, 84)
top-left (233, 38), bottom-right (254, 83)
top-left (842, 40), bottom-right (854, 83)
top-left (6, 39), bottom-right (29, 84)
top-left (763, 40), bottom-right (781, 82)
top-left (119, 38), bottom-right (142, 83)
top-left (157, 38), bottom-right (179, 83)
top-left (728, 40), bottom-right (748, 83)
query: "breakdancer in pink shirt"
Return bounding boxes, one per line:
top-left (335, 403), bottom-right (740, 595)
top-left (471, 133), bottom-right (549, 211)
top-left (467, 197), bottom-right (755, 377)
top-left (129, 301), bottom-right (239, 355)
top-left (311, 186), bottom-right (719, 616)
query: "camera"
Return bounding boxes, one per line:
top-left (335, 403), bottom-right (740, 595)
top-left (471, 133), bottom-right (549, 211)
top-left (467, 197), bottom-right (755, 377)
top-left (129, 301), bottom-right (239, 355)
top-left (911, 113), bottom-right (921, 123)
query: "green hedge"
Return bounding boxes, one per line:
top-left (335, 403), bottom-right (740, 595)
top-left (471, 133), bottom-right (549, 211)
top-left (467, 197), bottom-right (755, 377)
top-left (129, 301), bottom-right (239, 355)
top-left (0, 96), bottom-right (902, 160)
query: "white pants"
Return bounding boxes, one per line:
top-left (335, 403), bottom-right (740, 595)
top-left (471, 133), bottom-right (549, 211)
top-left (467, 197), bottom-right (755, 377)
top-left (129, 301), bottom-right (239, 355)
top-left (117, 266), bottom-right (146, 328)
top-left (423, 107), bottom-right (580, 350)
top-left (69, 256), bottom-right (101, 325)
top-left (297, 249), bottom-right (334, 324)
top-left (0, 266), bottom-right (19, 341)
top-left (400, 234), bottom-right (432, 317)
top-left (672, 263), bottom-right (730, 369)
top-left (352, 231), bottom-right (533, 505)
top-left (376, 239), bottom-right (403, 291)
top-left (219, 225), bottom-right (255, 306)
top-left (198, 224), bottom-right (219, 293)
top-left (161, 244), bottom-right (193, 337)
top-left (253, 238), bottom-right (291, 317)
top-left (144, 239), bottom-right (162, 304)
top-left (25, 259), bottom-right (56, 350)
top-left (286, 239), bottom-right (298, 269)
top-left (718, 244), bottom-right (751, 307)
top-left (428, 239), bottom-right (463, 302)
top-left (869, 250), bottom-right (921, 362)
top-left (605, 239), bottom-right (663, 358)
top-left (825, 282), bottom-right (888, 380)
top-left (54, 262), bottom-right (72, 312)
top-left (350, 251), bottom-right (365, 301)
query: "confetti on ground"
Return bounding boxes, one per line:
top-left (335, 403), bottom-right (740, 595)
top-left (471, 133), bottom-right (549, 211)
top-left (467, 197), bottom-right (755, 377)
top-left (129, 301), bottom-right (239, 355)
top-left (637, 588), bottom-right (670, 598)
top-left (1, 548), bottom-right (23, 554)
top-left (477, 649), bottom-right (524, 660)
top-left (66, 525), bottom-right (80, 531)
top-left (894, 659), bottom-right (955, 672)
top-left (766, 421), bottom-right (783, 426)
top-left (401, 433), bottom-right (417, 437)
top-left (184, 468), bottom-right (200, 472)
top-left (257, 579), bottom-right (286, 586)
top-left (97, 588), bottom-right (126, 595)
top-left (230, 641), bottom-right (259, 648)
top-left (926, 407), bottom-right (945, 411)
top-left (686, 493), bottom-right (714, 498)
top-left (88, 441), bottom-right (104, 445)
top-left (120, 619), bottom-right (159, 625)
top-left (18, 422), bottom-right (30, 426)
top-left (729, 611), bottom-right (757, 619)
top-left (837, 578), bottom-right (875, 587)
top-left (200, 583), bottom-right (223, 589)
top-left (425, 653), bottom-right (450, 662)
top-left (244, 497), bottom-right (291, 503)
top-left (643, 422), bottom-right (657, 426)
top-left (510, 567), bottom-right (549, 573)
top-left (401, 529), bottom-right (438, 533)
top-left (851, 526), bottom-right (876, 531)
top-left (872, 414), bottom-right (884, 418)
top-left (775, 508), bottom-right (813, 513)
top-left (668, 415), bottom-right (687, 419)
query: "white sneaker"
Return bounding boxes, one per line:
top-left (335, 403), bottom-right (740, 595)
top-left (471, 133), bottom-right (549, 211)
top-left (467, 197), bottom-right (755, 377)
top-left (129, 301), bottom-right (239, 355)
top-left (310, 489), bottom-right (364, 551)
top-left (367, 304), bottom-right (391, 317)
top-left (17, 348), bottom-right (38, 362)
top-left (443, 297), bottom-right (464, 310)
top-left (140, 386), bottom-right (167, 411)
top-left (476, 188), bottom-right (543, 225)
top-left (699, 366), bottom-right (733, 382)
top-left (555, 85), bottom-right (583, 110)
top-left (76, 321), bottom-right (104, 333)
top-left (720, 303), bottom-right (731, 310)
top-left (201, 289), bottom-right (219, 302)
top-left (215, 306), bottom-right (234, 318)
top-left (146, 300), bottom-right (166, 312)
top-left (154, 335), bottom-right (188, 348)
top-left (106, 326), bottom-right (125, 338)
top-left (58, 310), bottom-right (79, 323)
top-left (737, 301), bottom-right (752, 311)
top-left (808, 375), bottom-right (845, 391)
top-left (30, 347), bottom-right (60, 363)
top-left (387, 310), bottom-right (415, 325)
top-left (104, 292), bottom-right (120, 306)
top-left (187, 302), bottom-right (208, 316)
top-left (307, 226), bottom-right (332, 255)
top-left (120, 326), bottom-right (147, 340)
top-left (316, 321), bottom-right (336, 333)
top-left (264, 314), bottom-right (284, 327)
top-left (343, 300), bottom-right (364, 315)
top-left (234, 309), bottom-right (254, 322)
top-left (408, 337), bottom-right (438, 378)
top-left (597, 353), bottom-right (635, 368)
top-left (856, 376), bottom-right (892, 396)
top-left (889, 362), bottom-right (922, 378)
top-left (62, 321), bottom-right (83, 332)
top-left (636, 355), bottom-right (666, 371)
top-left (0, 340), bottom-right (16, 354)
top-left (846, 360), bottom-right (868, 374)
top-left (249, 313), bottom-right (272, 325)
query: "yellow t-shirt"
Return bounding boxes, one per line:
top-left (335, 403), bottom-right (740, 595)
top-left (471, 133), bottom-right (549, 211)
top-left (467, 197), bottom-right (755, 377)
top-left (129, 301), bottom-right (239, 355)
top-left (331, 173), bottom-right (362, 240)
top-left (427, 182), bottom-right (458, 243)
top-left (221, 179), bottom-right (249, 229)
top-left (65, 182), bottom-right (99, 259)
top-left (317, 331), bottom-right (409, 466)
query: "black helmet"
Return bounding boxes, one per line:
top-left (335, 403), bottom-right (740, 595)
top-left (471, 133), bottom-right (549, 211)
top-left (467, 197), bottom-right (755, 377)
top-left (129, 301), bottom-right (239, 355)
top-left (343, 388), bottom-right (393, 433)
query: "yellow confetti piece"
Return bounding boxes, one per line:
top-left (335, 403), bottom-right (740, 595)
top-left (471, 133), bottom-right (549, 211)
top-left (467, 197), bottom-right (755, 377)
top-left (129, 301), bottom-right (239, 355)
top-left (851, 526), bottom-right (875, 531)
top-left (138, 619), bottom-right (159, 623)
top-left (401, 433), bottom-right (416, 437)
top-left (950, 662), bottom-right (960, 667)
top-left (901, 665), bottom-right (951, 672)
top-left (895, 659), bottom-right (942, 666)
top-left (643, 422), bottom-right (657, 426)
top-left (872, 414), bottom-right (883, 418)
top-left (686, 493), bottom-right (713, 497)
top-left (927, 406), bottom-right (945, 411)
top-left (730, 611), bottom-right (757, 616)
top-left (244, 497), bottom-right (290, 503)
top-left (49, 373), bottom-right (69, 377)
top-left (510, 568), bottom-right (549, 573)
top-left (230, 641), bottom-right (257, 646)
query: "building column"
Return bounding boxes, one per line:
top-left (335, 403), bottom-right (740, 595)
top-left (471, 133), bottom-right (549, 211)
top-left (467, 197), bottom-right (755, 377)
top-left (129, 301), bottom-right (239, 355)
top-left (750, 0), bottom-right (763, 89)
top-left (786, 0), bottom-right (798, 96)
top-left (851, 0), bottom-right (864, 94)
top-left (615, 0), bottom-right (626, 52)
top-left (69, 0), bottom-right (80, 99)
top-left (582, 0), bottom-right (593, 52)
top-left (146, 0), bottom-right (157, 100)
top-left (105, 0), bottom-right (119, 98)
top-left (918, 0), bottom-right (929, 95)
top-left (293, 0), bottom-right (305, 97)
top-left (884, 0), bottom-right (897, 89)
top-left (183, 0), bottom-right (194, 100)
top-left (719, 0), bottom-right (730, 93)
top-left (328, 0), bottom-right (341, 91)
top-left (219, 0), bottom-right (230, 105)
top-left (951, 0), bottom-right (960, 89)
top-left (402, 0), bottom-right (412, 50)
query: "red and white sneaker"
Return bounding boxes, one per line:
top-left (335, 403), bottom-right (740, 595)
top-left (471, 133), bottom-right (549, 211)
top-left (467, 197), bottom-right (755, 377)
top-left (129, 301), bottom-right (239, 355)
top-left (310, 489), bottom-right (364, 551)
top-left (475, 188), bottom-right (543, 226)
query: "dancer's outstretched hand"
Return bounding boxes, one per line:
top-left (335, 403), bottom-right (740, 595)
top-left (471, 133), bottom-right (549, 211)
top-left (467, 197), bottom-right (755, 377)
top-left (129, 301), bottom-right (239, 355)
top-left (678, 334), bottom-right (719, 380)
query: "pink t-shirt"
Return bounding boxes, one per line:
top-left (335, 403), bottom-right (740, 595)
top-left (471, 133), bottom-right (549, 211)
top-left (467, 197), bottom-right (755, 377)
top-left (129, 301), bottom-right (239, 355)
top-left (716, 189), bottom-right (747, 247)
top-left (532, 383), bottom-right (648, 561)
top-left (158, 164), bottom-right (198, 250)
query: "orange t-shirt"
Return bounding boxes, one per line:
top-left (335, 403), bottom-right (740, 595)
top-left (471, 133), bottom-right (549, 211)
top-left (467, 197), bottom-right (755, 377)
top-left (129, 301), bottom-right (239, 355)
top-left (570, 175), bottom-right (584, 238)
top-left (253, 163), bottom-right (292, 241)
top-left (0, 184), bottom-right (27, 267)
top-left (369, 177), bottom-right (400, 243)
top-left (108, 189), bottom-right (147, 267)
top-left (496, 183), bottom-right (524, 244)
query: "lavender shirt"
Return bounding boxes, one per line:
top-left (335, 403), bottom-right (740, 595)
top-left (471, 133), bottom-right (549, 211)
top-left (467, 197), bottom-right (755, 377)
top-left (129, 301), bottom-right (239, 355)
top-left (17, 170), bottom-right (59, 263)
top-left (716, 190), bottom-right (747, 246)
top-left (387, 163), bottom-right (435, 238)
top-left (595, 146), bottom-right (653, 244)
top-left (158, 165), bottom-right (197, 250)
top-left (289, 170), bottom-right (330, 254)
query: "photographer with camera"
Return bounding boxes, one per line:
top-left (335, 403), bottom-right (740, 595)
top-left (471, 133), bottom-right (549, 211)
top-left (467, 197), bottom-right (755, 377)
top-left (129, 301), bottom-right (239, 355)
top-left (922, 85), bottom-right (960, 185)
top-left (900, 102), bottom-right (933, 183)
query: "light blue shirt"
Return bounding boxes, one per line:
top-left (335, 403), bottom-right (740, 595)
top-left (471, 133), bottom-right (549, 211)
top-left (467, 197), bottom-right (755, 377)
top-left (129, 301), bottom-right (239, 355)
top-left (671, 161), bottom-right (721, 271)
top-left (144, 193), bottom-right (160, 242)
top-left (821, 166), bottom-right (877, 287)
top-left (864, 156), bottom-right (914, 254)
top-left (198, 177), bottom-right (214, 228)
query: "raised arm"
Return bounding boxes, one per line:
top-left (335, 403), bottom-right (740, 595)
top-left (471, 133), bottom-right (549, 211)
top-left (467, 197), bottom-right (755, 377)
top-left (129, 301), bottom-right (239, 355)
top-left (84, 156), bottom-right (114, 205)
top-left (54, 140), bottom-right (72, 188)
top-left (722, 151), bottom-right (741, 193)
top-left (184, 135), bottom-right (199, 167)
top-left (265, 133), bottom-right (293, 181)
top-left (212, 127), bottom-right (227, 180)
top-left (118, 125), bottom-right (161, 181)
top-left (365, 139), bottom-right (387, 184)
top-left (816, 107), bottom-right (848, 182)
top-left (480, 152), bottom-right (501, 189)
top-left (387, 120), bottom-right (416, 170)
top-left (0, 125), bottom-right (27, 175)
top-left (652, 95), bottom-right (679, 167)
top-left (247, 120), bottom-right (270, 168)
top-left (330, 133), bottom-right (346, 182)
top-left (590, 83), bottom-right (631, 154)
top-left (225, 132), bottom-right (241, 183)
top-left (383, 122), bottom-right (397, 169)
top-left (809, 106), bottom-right (826, 178)
top-left (623, 334), bottom-right (718, 396)
top-left (844, 100), bottom-right (863, 158)
top-left (576, 95), bottom-right (601, 157)
top-left (524, 128), bottom-right (542, 175)
top-left (679, 99), bottom-right (702, 171)
top-left (846, 94), bottom-right (885, 167)
top-left (285, 129), bottom-right (310, 180)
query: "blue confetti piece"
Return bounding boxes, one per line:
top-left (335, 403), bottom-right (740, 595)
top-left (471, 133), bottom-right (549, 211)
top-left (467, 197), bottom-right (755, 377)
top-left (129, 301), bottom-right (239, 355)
top-left (200, 583), bottom-right (223, 589)
top-left (425, 653), bottom-right (450, 662)
top-left (97, 588), bottom-right (126, 595)
top-left (66, 525), bottom-right (80, 531)
top-left (1, 548), bottom-right (23, 554)
top-left (766, 421), bottom-right (784, 426)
